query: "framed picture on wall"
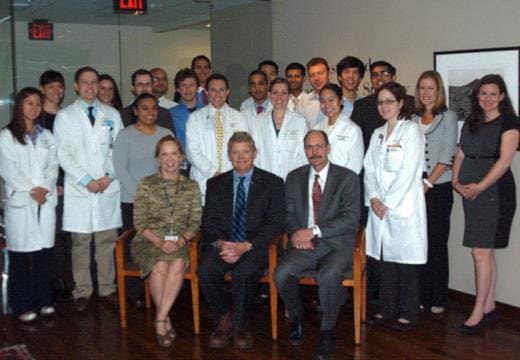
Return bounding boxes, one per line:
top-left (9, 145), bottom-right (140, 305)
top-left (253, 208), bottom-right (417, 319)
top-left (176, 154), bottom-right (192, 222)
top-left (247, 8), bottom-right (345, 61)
top-left (434, 47), bottom-right (520, 127)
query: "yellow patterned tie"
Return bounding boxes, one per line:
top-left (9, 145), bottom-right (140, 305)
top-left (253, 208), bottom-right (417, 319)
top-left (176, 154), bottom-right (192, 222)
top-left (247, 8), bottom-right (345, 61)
top-left (215, 109), bottom-right (224, 172)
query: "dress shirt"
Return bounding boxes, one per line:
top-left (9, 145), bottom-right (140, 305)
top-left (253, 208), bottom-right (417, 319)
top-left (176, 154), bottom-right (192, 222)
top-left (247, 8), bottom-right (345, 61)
top-left (288, 91), bottom-right (311, 113)
top-left (307, 161), bottom-right (330, 236)
top-left (158, 96), bottom-right (177, 109)
top-left (342, 95), bottom-right (361, 118)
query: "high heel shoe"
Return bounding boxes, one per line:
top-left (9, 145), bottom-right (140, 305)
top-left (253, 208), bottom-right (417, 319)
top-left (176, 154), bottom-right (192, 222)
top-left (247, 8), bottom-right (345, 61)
top-left (459, 318), bottom-right (485, 334)
top-left (483, 309), bottom-right (498, 323)
top-left (165, 317), bottom-right (176, 341)
top-left (153, 319), bottom-right (173, 348)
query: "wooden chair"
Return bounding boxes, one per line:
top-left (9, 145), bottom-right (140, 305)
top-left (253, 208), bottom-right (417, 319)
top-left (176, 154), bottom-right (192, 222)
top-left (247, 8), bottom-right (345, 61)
top-left (115, 229), bottom-right (201, 334)
top-left (223, 234), bottom-right (283, 340)
top-left (278, 228), bottom-right (367, 345)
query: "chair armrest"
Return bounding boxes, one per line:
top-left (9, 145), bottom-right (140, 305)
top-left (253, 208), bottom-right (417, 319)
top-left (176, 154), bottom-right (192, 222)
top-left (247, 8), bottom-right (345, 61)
top-left (115, 228), bottom-right (136, 272)
top-left (188, 231), bottom-right (201, 273)
top-left (268, 233), bottom-right (284, 275)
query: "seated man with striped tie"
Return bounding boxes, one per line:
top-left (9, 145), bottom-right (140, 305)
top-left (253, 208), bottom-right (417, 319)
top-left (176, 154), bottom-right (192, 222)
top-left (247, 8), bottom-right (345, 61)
top-left (198, 132), bottom-right (285, 351)
top-left (275, 130), bottom-right (360, 360)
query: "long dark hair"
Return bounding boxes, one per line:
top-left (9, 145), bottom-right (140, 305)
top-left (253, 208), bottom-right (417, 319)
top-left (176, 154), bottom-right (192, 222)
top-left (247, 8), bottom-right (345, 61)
top-left (99, 74), bottom-right (123, 110)
top-left (7, 87), bottom-right (43, 145)
top-left (468, 74), bottom-right (516, 133)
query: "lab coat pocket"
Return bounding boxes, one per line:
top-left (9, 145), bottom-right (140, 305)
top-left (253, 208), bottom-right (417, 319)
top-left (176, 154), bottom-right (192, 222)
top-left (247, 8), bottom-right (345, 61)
top-left (385, 146), bottom-right (403, 172)
top-left (5, 191), bottom-right (30, 208)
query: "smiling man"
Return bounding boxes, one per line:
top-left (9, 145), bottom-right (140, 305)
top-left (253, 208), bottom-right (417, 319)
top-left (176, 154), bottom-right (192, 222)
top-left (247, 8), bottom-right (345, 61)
top-left (240, 70), bottom-right (272, 130)
top-left (301, 57), bottom-right (331, 129)
top-left (186, 73), bottom-right (248, 202)
top-left (150, 67), bottom-right (177, 109)
top-left (336, 56), bottom-right (365, 118)
top-left (275, 130), bottom-right (359, 360)
top-left (198, 132), bottom-right (285, 351)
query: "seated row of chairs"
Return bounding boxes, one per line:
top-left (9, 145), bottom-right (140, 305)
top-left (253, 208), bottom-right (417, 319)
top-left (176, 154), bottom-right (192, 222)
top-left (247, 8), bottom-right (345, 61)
top-left (115, 228), bottom-right (367, 344)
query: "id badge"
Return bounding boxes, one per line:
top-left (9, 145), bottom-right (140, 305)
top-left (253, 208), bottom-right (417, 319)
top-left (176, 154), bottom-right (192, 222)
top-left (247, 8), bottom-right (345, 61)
top-left (165, 234), bottom-right (178, 242)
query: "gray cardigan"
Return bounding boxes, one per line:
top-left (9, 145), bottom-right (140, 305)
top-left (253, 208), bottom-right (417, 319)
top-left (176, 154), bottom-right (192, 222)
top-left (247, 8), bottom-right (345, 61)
top-left (412, 110), bottom-right (458, 184)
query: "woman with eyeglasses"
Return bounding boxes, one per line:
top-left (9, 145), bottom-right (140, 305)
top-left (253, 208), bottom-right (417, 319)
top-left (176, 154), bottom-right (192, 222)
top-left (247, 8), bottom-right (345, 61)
top-left (411, 71), bottom-right (458, 315)
top-left (364, 82), bottom-right (427, 331)
top-left (453, 74), bottom-right (519, 334)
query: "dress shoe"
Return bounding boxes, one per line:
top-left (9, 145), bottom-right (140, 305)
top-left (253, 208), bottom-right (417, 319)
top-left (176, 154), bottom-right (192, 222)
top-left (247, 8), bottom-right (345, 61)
top-left (389, 319), bottom-right (415, 332)
top-left (366, 313), bottom-right (386, 326)
top-left (430, 306), bottom-right (446, 314)
top-left (208, 313), bottom-right (233, 348)
top-left (19, 311), bottom-right (38, 322)
top-left (40, 306), bottom-right (56, 316)
top-left (314, 330), bottom-right (336, 360)
top-left (289, 323), bottom-right (304, 346)
top-left (233, 328), bottom-right (253, 350)
top-left (459, 318), bottom-right (485, 334)
top-left (484, 309), bottom-right (498, 323)
top-left (73, 297), bottom-right (89, 312)
top-left (100, 292), bottom-right (119, 306)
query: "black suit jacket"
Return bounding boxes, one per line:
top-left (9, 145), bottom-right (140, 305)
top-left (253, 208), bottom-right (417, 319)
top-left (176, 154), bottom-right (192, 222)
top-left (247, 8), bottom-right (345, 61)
top-left (285, 163), bottom-right (360, 254)
top-left (202, 167), bottom-right (286, 257)
top-left (351, 93), bottom-right (415, 151)
top-left (120, 103), bottom-right (176, 134)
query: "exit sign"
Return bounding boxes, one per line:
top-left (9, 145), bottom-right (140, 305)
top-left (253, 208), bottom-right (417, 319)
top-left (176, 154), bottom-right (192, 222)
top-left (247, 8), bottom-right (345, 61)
top-left (28, 20), bottom-right (53, 41)
top-left (113, 0), bottom-right (147, 14)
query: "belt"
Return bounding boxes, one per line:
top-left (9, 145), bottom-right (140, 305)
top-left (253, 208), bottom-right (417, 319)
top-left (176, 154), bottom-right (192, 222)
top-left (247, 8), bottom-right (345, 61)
top-left (465, 153), bottom-right (497, 159)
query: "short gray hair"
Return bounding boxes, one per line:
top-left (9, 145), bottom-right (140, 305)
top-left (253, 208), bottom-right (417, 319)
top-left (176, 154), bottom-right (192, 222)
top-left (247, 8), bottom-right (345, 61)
top-left (227, 131), bottom-right (257, 153)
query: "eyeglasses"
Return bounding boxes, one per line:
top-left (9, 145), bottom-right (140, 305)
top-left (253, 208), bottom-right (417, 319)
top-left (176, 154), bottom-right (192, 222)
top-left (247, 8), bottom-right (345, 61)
top-left (371, 70), bottom-right (392, 78)
top-left (376, 99), bottom-right (398, 106)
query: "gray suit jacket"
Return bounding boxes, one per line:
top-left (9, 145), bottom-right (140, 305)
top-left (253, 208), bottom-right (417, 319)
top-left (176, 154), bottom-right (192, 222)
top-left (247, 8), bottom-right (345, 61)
top-left (285, 163), bottom-right (360, 255)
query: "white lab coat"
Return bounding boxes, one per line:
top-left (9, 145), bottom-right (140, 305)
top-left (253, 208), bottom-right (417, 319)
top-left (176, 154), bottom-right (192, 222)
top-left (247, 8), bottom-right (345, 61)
top-left (251, 109), bottom-right (308, 180)
top-left (53, 99), bottom-right (123, 233)
top-left (0, 128), bottom-right (58, 252)
top-left (186, 103), bottom-right (248, 201)
top-left (314, 113), bottom-right (364, 174)
top-left (363, 120), bottom-right (427, 264)
top-left (300, 92), bottom-right (325, 129)
top-left (240, 96), bottom-right (273, 132)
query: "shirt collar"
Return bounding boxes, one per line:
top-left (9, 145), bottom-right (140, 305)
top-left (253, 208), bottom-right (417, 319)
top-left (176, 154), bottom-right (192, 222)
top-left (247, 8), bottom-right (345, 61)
top-left (310, 161), bottom-right (330, 179)
top-left (233, 167), bottom-right (254, 182)
top-left (79, 98), bottom-right (99, 113)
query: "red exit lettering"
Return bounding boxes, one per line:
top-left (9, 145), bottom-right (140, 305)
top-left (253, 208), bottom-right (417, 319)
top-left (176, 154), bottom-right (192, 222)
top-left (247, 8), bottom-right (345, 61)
top-left (119, 0), bottom-right (144, 10)
top-left (29, 22), bottom-right (53, 40)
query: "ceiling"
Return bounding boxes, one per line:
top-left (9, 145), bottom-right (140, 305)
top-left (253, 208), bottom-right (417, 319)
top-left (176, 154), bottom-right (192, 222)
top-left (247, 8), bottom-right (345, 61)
top-left (10, 0), bottom-right (265, 32)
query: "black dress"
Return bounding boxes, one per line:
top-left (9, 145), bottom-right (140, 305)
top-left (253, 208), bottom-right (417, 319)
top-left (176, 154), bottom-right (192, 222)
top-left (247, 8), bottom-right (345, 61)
top-left (459, 114), bottom-right (519, 248)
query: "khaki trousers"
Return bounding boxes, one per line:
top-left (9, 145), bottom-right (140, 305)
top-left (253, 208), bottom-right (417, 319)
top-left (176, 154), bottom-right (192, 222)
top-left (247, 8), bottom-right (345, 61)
top-left (71, 229), bottom-right (117, 299)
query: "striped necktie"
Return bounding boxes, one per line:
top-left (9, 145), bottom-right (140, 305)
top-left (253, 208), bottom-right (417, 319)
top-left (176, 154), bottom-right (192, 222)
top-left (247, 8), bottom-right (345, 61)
top-left (231, 176), bottom-right (247, 242)
top-left (312, 174), bottom-right (322, 224)
top-left (214, 109), bottom-right (224, 172)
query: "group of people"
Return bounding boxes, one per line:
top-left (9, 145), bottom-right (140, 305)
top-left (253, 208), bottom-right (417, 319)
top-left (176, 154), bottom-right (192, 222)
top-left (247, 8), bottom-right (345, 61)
top-left (1, 52), bottom-right (518, 360)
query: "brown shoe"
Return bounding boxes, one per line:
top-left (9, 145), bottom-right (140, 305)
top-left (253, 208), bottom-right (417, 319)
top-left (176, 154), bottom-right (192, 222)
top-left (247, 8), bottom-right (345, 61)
top-left (208, 313), bottom-right (233, 348)
top-left (100, 292), bottom-right (119, 306)
top-left (74, 297), bottom-right (89, 312)
top-left (233, 328), bottom-right (253, 350)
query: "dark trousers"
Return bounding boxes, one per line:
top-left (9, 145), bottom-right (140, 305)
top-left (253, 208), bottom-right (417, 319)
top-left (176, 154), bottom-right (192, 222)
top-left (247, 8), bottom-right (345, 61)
top-left (420, 182), bottom-right (453, 307)
top-left (198, 245), bottom-right (264, 328)
top-left (52, 194), bottom-right (73, 296)
top-left (275, 246), bottom-right (351, 331)
top-left (8, 248), bottom-right (54, 315)
top-left (121, 202), bottom-right (143, 299)
top-left (378, 259), bottom-right (420, 323)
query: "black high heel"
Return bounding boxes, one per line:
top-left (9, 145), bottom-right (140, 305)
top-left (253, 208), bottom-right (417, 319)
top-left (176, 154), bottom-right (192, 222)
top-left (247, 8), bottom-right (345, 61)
top-left (459, 318), bottom-right (485, 334)
top-left (483, 309), bottom-right (498, 323)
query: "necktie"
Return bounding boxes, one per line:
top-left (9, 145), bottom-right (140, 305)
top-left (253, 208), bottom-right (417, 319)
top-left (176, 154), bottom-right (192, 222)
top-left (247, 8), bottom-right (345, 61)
top-left (214, 109), bottom-right (224, 172)
top-left (87, 106), bottom-right (95, 126)
top-left (312, 174), bottom-right (322, 224)
top-left (231, 176), bottom-right (247, 242)
top-left (256, 105), bottom-right (263, 114)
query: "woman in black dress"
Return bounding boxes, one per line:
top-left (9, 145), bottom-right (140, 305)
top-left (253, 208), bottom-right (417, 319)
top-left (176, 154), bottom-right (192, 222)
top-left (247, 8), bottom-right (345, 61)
top-left (452, 74), bottom-right (519, 333)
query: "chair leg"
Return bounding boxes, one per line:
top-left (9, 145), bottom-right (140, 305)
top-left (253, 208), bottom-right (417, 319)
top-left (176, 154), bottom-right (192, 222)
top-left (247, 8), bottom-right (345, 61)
top-left (117, 272), bottom-right (128, 328)
top-left (270, 280), bottom-right (278, 340)
top-left (190, 277), bottom-right (200, 334)
top-left (353, 284), bottom-right (361, 345)
top-left (144, 279), bottom-right (152, 309)
top-left (361, 271), bottom-right (367, 321)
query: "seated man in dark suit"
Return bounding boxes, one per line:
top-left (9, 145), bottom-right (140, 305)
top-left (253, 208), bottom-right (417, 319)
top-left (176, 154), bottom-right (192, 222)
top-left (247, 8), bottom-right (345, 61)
top-left (198, 131), bottom-right (285, 351)
top-left (275, 130), bottom-right (360, 360)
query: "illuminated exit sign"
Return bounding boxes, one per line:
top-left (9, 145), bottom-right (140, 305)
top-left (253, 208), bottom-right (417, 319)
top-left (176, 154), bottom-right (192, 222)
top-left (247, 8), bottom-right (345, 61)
top-left (28, 19), bottom-right (53, 41)
top-left (113, 0), bottom-right (147, 14)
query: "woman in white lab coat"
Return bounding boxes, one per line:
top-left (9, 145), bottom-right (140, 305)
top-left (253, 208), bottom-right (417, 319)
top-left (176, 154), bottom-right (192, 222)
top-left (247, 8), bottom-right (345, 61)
top-left (363, 82), bottom-right (427, 330)
top-left (0, 87), bottom-right (58, 322)
top-left (313, 83), bottom-right (364, 174)
top-left (251, 77), bottom-right (308, 180)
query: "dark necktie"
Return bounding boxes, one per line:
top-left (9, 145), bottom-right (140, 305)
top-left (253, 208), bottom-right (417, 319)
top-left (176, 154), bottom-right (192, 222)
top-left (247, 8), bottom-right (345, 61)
top-left (312, 174), bottom-right (322, 224)
top-left (231, 176), bottom-right (247, 242)
top-left (256, 105), bottom-right (263, 114)
top-left (87, 106), bottom-right (95, 126)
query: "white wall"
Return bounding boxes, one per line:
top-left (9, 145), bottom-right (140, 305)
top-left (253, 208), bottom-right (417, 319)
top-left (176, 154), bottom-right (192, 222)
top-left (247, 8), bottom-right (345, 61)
top-left (272, 0), bottom-right (520, 306)
top-left (14, 21), bottom-right (210, 105)
top-left (211, 1), bottom-right (272, 108)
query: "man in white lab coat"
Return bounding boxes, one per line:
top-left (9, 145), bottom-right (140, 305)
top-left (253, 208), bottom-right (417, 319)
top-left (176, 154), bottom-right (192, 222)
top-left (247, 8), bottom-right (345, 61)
top-left (300, 57), bottom-right (330, 129)
top-left (53, 66), bottom-right (123, 312)
top-left (240, 70), bottom-right (272, 131)
top-left (186, 73), bottom-right (248, 202)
